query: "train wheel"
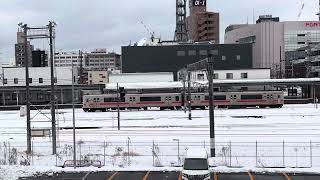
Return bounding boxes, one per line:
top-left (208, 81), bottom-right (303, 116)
top-left (83, 108), bottom-right (89, 112)
top-left (143, 107), bottom-right (148, 111)
top-left (102, 108), bottom-right (106, 112)
top-left (200, 106), bottom-right (206, 110)
top-left (160, 107), bottom-right (165, 111)
top-left (259, 105), bottom-right (266, 109)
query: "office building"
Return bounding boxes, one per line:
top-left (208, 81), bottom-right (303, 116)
top-left (122, 43), bottom-right (253, 80)
top-left (187, 0), bottom-right (219, 43)
top-left (15, 31), bottom-right (34, 67)
top-left (225, 15), bottom-right (320, 78)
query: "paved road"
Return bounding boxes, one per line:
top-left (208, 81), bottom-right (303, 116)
top-left (19, 171), bottom-right (320, 180)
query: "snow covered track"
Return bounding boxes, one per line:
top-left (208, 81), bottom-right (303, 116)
top-left (1, 104), bottom-right (320, 176)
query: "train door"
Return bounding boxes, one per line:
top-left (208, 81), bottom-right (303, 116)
top-left (266, 94), bottom-right (273, 105)
top-left (165, 96), bottom-right (172, 107)
top-left (229, 94), bottom-right (237, 107)
top-left (88, 97), bottom-right (99, 109)
top-left (128, 95), bottom-right (137, 108)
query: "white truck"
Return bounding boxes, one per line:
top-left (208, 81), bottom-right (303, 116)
top-left (182, 148), bottom-right (211, 180)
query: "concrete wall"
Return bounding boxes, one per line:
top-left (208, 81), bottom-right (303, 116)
top-left (109, 72), bottom-right (174, 83)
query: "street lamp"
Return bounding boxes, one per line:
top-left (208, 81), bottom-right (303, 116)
top-left (173, 138), bottom-right (180, 166)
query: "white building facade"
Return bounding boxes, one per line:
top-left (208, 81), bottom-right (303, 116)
top-left (54, 49), bottom-right (121, 71)
top-left (189, 69), bottom-right (270, 82)
top-left (225, 18), bottom-right (320, 78)
top-left (0, 67), bottom-right (78, 87)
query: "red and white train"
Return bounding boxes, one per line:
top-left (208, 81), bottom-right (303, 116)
top-left (82, 91), bottom-right (284, 112)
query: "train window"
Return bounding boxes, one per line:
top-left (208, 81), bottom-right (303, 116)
top-left (278, 95), bottom-right (281, 98)
top-left (241, 95), bottom-right (263, 99)
top-left (214, 95), bottom-right (226, 100)
top-left (140, 96), bottom-right (161, 102)
top-left (86, 99), bottom-right (89, 103)
top-left (104, 98), bottom-right (117, 102)
top-left (176, 96), bottom-right (180, 101)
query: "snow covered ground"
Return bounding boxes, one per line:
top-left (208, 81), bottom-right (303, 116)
top-left (1, 104), bottom-right (320, 179)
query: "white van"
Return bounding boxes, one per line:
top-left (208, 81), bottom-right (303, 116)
top-left (182, 148), bottom-right (211, 180)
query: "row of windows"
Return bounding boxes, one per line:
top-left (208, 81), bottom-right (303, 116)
top-left (203, 94), bottom-right (264, 100)
top-left (103, 96), bottom-right (181, 102)
top-left (2, 78), bottom-right (57, 84)
top-left (213, 73), bottom-right (247, 79)
top-left (177, 50), bottom-right (241, 61)
top-left (177, 50), bottom-right (218, 56)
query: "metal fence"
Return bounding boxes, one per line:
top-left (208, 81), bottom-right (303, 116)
top-left (1, 140), bottom-right (320, 168)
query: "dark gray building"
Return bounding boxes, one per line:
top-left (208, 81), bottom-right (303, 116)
top-left (32, 50), bottom-right (48, 67)
top-left (121, 43), bottom-right (253, 80)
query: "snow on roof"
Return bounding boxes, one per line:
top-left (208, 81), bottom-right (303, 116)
top-left (195, 78), bottom-right (320, 85)
top-left (105, 82), bottom-right (183, 89)
top-left (186, 148), bottom-right (208, 159)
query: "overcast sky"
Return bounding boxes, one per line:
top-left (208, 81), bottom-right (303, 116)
top-left (0, 0), bottom-right (318, 63)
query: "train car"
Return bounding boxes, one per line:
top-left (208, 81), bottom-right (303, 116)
top-left (82, 91), bottom-right (284, 112)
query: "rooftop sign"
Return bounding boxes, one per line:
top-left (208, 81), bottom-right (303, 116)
top-left (305, 22), bottom-right (320, 27)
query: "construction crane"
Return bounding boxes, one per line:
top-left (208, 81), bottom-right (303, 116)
top-left (140, 20), bottom-right (155, 42)
top-left (297, 0), bottom-right (305, 20)
top-left (317, 0), bottom-right (320, 20)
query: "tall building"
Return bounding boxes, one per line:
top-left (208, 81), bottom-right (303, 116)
top-left (175, 0), bottom-right (188, 42)
top-left (187, 0), bottom-right (220, 43)
top-left (15, 30), bottom-right (34, 67)
top-left (32, 50), bottom-right (48, 67)
top-left (225, 15), bottom-right (320, 78)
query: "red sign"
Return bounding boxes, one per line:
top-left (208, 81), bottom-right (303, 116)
top-left (305, 22), bottom-right (320, 27)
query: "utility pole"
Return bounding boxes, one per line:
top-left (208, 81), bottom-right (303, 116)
top-left (49, 21), bottom-right (57, 155)
top-left (79, 50), bottom-right (84, 84)
top-left (22, 24), bottom-right (31, 154)
top-left (207, 54), bottom-right (215, 157)
top-left (117, 83), bottom-right (120, 130)
top-left (187, 71), bottom-right (192, 120)
top-left (72, 60), bottom-right (76, 168)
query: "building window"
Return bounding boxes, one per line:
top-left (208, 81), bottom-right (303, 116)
top-left (197, 74), bottom-right (205, 81)
top-left (14, 78), bottom-right (18, 84)
top-left (222, 56), bottom-right (226, 61)
top-left (39, 78), bottom-right (43, 83)
top-left (199, 50), bottom-right (208, 56)
top-left (226, 73), bottom-right (233, 79)
top-left (177, 51), bottom-right (186, 56)
top-left (241, 73), bottom-right (248, 79)
top-left (54, 77), bottom-right (57, 83)
top-left (209, 50), bottom-right (218, 55)
top-left (188, 50), bottom-right (196, 56)
top-left (213, 73), bottom-right (219, 79)
top-left (3, 78), bottom-right (7, 84)
top-left (236, 55), bottom-right (241, 61)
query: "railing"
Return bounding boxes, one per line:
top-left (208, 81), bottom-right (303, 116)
top-left (1, 140), bottom-right (320, 168)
